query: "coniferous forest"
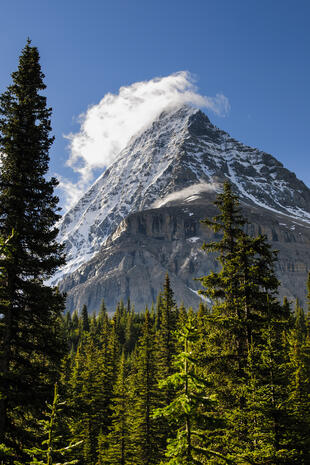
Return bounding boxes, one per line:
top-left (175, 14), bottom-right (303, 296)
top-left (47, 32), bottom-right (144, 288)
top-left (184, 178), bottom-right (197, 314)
top-left (1, 42), bottom-right (310, 465)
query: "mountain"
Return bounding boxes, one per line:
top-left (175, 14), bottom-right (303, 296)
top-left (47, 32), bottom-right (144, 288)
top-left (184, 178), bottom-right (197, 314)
top-left (56, 105), bottom-right (310, 312)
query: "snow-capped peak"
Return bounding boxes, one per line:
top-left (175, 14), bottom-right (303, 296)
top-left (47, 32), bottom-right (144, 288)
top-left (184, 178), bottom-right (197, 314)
top-left (54, 104), bottom-right (310, 283)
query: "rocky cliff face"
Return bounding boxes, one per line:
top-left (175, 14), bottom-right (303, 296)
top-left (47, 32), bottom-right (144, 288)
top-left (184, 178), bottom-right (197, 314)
top-left (59, 191), bottom-right (310, 313)
top-left (54, 106), bottom-right (310, 286)
top-left (55, 105), bottom-right (310, 312)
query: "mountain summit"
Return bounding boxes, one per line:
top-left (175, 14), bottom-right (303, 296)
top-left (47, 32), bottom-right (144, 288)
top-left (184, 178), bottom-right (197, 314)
top-left (55, 106), bottom-right (310, 310)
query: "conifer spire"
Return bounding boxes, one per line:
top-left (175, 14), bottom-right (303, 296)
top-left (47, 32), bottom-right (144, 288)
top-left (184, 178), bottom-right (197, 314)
top-left (0, 40), bottom-right (65, 459)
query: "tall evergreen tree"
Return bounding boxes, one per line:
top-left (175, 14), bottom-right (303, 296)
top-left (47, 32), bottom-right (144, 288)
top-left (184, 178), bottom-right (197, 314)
top-left (306, 272), bottom-right (310, 337)
top-left (155, 275), bottom-right (179, 455)
top-left (25, 383), bottom-right (82, 465)
top-left (154, 317), bottom-right (225, 465)
top-left (81, 304), bottom-right (90, 332)
top-left (100, 351), bottom-right (132, 465)
top-left (130, 309), bottom-right (160, 465)
top-left (198, 182), bottom-right (290, 462)
top-left (156, 273), bottom-right (178, 381)
top-left (0, 40), bottom-right (65, 458)
top-left (284, 304), bottom-right (310, 463)
top-left (67, 335), bottom-right (114, 465)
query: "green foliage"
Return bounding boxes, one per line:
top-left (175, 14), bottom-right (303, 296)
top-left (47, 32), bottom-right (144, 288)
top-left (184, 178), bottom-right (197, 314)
top-left (54, 190), bottom-right (310, 464)
top-left (0, 39), bottom-right (66, 460)
top-left (130, 309), bottom-right (161, 465)
top-left (154, 317), bottom-right (225, 465)
top-left (1, 170), bottom-right (310, 464)
top-left (99, 351), bottom-right (132, 464)
top-left (66, 334), bottom-right (114, 464)
top-left (284, 304), bottom-right (310, 463)
top-left (25, 383), bottom-right (82, 465)
top-left (81, 305), bottom-right (90, 332)
top-left (197, 182), bottom-right (294, 462)
top-left (156, 273), bottom-right (178, 386)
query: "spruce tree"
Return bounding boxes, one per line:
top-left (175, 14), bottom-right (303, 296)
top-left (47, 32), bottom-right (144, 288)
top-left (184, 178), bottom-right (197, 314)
top-left (97, 299), bottom-right (108, 331)
top-left (0, 40), bottom-right (65, 458)
top-left (100, 351), bottom-right (132, 465)
top-left (153, 317), bottom-right (225, 465)
top-left (81, 304), bottom-right (90, 332)
top-left (130, 309), bottom-right (160, 465)
top-left (197, 182), bottom-right (290, 461)
top-left (241, 304), bottom-right (292, 464)
top-left (156, 273), bottom-right (178, 382)
top-left (284, 304), bottom-right (310, 463)
top-left (155, 275), bottom-right (179, 455)
top-left (306, 272), bottom-right (310, 337)
top-left (25, 383), bottom-right (82, 465)
top-left (67, 334), bottom-right (114, 465)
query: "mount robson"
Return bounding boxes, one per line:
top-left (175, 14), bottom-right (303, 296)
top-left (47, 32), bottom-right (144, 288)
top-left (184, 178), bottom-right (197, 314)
top-left (55, 105), bottom-right (310, 313)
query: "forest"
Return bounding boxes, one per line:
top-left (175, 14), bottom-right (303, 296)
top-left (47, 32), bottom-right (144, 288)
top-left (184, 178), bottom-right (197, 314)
top-left (0, 42), bottom-right (310, 465)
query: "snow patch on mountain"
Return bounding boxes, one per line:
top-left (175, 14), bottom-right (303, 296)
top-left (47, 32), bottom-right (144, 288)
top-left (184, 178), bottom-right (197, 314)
top-left (152, 182), bottom-right (219, 208)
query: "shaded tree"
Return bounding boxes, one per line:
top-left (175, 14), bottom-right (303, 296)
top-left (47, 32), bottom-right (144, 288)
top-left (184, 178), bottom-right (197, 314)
top-left (0, 40), bottom-right (65, 459)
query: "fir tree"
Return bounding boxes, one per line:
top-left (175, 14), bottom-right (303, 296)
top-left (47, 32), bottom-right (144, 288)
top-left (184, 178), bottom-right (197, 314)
top-left (97, 299), bottom-right (108, 331)
top-left (67, 334), bottom-right (114, 465)
top-left (155, 275), bottom-right (179, 455)
top-left (153, 317), bottom-right (226, 465)
top-left (156, 274), bottom-right (178, 381)
top-left (197, 182), bottom-right (290, 461)
top-left (240, 305), bottom-right (292, 464)
top-left (100, 351), bottom-right (132, 465)
top-left (307, 272), bottom-right (310, 312)
top-left (0, 40), bottom-right (65, 459)
top-left (81, 304), bottom-right (90, 332)
top-left (306, 272), bottom-right (310, 338)
top-left (71, 311), bottom-right (79, 330)
top-left (284, 304), bottom-right (310, 463)
top-left (25, 383), bottom-right (82, 465)
top-left (155, 294), bottom-right (163, 331)
top-left (130, 309), bottom-right (160, 465)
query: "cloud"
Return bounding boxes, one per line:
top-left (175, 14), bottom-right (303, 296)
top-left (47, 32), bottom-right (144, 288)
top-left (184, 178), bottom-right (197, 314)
top-left (152, 182), bottom-right (219, 208)
top-left (59, 71), bottom-right (230, 211)
top-left (57, 176), bottom-right (84, 212)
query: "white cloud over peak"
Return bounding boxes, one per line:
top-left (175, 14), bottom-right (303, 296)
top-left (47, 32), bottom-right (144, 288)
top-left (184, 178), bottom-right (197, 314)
top-left (59, 71), bottom-right (230, 211)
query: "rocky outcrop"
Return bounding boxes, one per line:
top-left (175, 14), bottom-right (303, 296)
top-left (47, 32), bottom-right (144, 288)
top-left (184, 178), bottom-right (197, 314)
top-left (59, 192), bottom-right (310, 313)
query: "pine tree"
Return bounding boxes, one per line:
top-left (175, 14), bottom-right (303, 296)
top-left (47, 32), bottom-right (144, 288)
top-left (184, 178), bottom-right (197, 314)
top-left (155, 275), bottom-right (180, 456)
top-left (90, 313), bottom-right (98, 336)
top-left (284, 304), bottom-right (310, 463)
top-left (153, 316), bottom-right (226, 465)
top-left (81, 304), bottom-right (90, 332)
top-left (177, 302), bottom-right (188, 330)
top-left (67, 334), bottom-right (114, 465)
top-left (100, 351), bottom-right (132, 465)
top-left (0, 40), bottom-right (65, 459)
top-left (130, 309), bottom-right (160, 465)
top-left (155, 294), bottom-right (162, 331)
top-left (306, 272), bottom-right (310, 338)
top-left (197, 182), bottom-right (290, 461)
top-left (307, 272), bottom-right (310, 312)
top-left (98, 299), bottom-right (108, 330)
top-left (25, 383), bottom-right (82, 465)
top-left (156, 274), bottom-right (178, 382)
top-left (240, 303), bottom-right (292, 464)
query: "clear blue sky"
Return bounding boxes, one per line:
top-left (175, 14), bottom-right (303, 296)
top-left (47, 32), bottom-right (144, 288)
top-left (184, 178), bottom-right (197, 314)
top-left (1, 0), bottom-right (309, 205)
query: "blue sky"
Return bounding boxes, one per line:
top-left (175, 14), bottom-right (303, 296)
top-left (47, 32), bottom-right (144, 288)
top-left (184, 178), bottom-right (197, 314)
top-left (1, 0), bottom-right (309, 209)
